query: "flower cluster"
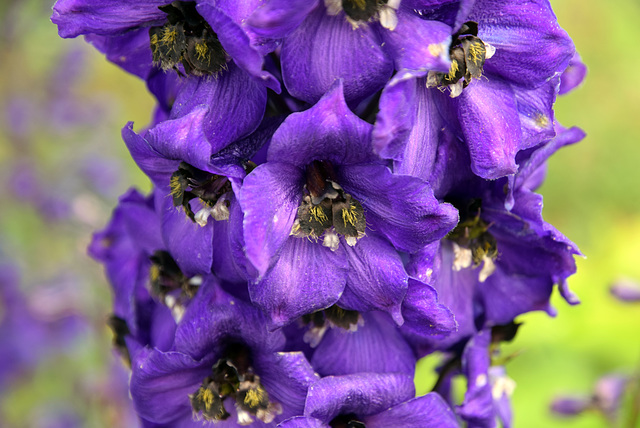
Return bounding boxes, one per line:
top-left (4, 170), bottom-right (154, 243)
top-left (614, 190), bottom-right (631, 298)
top-left (53, 0), bottom-right (585, 426)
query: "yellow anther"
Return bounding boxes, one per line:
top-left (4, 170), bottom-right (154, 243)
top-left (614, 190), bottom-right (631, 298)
top-left (342, 204), bottom-right (358, 227)
top-left (170, 175), bottom-right (182, 198)
top-left (244, 388), bottom-right (265, 408)
top-left (149, 264), bottom-right (160, 282)
top-left (310, 205), bottom-right (328, 223)
top-left (446, 60), bottom-right (459, 81)
top-left (349, 0), bottom-right (367, 10)
top-left (469, 42), bottom-right (484, 63)
top-left (197, 388), bottom-right (215, 411)
top-left (195, 41), bottom-right (209, 62)
top-left (161, 27), bottom-right (177, 44)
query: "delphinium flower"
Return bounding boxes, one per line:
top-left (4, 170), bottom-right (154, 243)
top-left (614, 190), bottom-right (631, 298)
top-left (373, 0), bottom-right (576, 179)
top-left (51, 0), bottom-right (587, 426)
top-left (238, 81), bottom-right (457, 326)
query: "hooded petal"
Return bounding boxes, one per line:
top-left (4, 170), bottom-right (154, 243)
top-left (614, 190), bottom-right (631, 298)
top-left (250, 237), bottom-right (348, 327)
top-left (401, 278), bottom-right (458, 338)
top-left (267, 81), bottom-right (377, 167)
top-left (281, 7), bottom-right (393, 105)
top-left (85, 29), bottom-right (153, 79)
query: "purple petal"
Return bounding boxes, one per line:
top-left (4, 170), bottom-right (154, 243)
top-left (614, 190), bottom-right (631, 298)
top-left (304, 373), bottom-right (415, 422)
top-left (471, 0), bottom-right (575, 88)
top-left (130, 347), bottom-right (207, 424)
top-left (237, 162), bottom-right (303, 277)
top-left (268, 81), bottom-right (377, 167)
top-left (311, 312), bottom-right (415, 377)
top-left (337, 164), bottom-right (458, 253)
top-left (197, 3), bottom-right (280, 91)
top-left (458, 329), bottom-right (494, 428)
top-left (257, 352), bottom-right (320, 421)
top-left (365, 393), bottom-right (459, 428)
top-left (401, 278), bottom-right (457, 338)
top-left (339, 234), bottom-right (408, 323)
top-left (559, 53), bottom-right (587, 95)
top-left (382, 11), bottom-right (451, 72)
top-left (251, 238), bottom-right (348, 327)
top-left (170, 63), bottom-right (267, 154)
top-left (610, 278), bottom-right (640, 303)
top-left (247, 0), bottom-right (319, 39)
top-left (281, 7), bottom-right (393, 104)
top-left (158, 194), bottom-right (214, 277)
top-left (52, 0), bottom-right (166, 38)
top-left (451, 77), bottom-right (522, 179)
top-left (277, 417), bottom-right (327, 428)
top-left (85, 29), bottom-right (152, 79)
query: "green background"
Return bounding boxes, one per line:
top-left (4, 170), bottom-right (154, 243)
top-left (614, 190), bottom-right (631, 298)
top-left (0, 0), bottom-right (638, 426)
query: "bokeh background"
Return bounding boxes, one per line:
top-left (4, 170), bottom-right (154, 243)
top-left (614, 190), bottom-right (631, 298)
top-left (0, 0), bottom-right (638, 427)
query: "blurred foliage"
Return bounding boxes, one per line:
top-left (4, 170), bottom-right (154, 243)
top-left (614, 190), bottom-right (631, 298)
top-left (0, 0), bottom-right (638, 427)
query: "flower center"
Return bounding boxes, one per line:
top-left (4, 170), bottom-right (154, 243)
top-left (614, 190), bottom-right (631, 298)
top-left (190, 343), bottom-right (282, 425)
top-left (149, 250), bottom-right (202, 320)
top-left (150, 1), bottom-right (227, 76)
top-left (330, 414), bottom-right (367, 428)
top-left (291, 160), bottom-right (366, 249)
top-left (325, 0), bottom-right (399, 30)
top-left (301, 305), bottom-right (363, 347)
top-left (170, 162), bottom-right (233, 226)
top-left (445, 199), bottom-right (498, 282)
top-left (427, 21), bottom-right (495, 97)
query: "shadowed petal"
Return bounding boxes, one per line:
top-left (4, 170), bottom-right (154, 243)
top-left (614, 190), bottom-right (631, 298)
top-left (365, 393), bottom-right (459, 428)
top-left (251, 238), bottom-right (347, 327)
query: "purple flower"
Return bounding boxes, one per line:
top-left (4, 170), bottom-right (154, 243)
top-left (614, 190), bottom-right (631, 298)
top-left (130, 281), bottom-right (316, 426)
top-left (89, 188), bottom-right (180, 360)
top-left (247, 0), bottom-right (456, 105)
top-left (610, 278), bottom-right (640, 303)
top-left (404, 126), bottom-right (585, 353)
top-left (374, 0), bottom-right (576, 179)
top-left (277, 373), bottom-right (459, 428)
top-left (237, 81), bottom-right (457, 326)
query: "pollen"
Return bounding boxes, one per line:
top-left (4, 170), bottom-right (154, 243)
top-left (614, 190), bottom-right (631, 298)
top-left (195, 41), bottom-right (209, 62)
top-left (197, 387), bottom-right (215, 411)
top-left (169, 175), bottom-right (182, 198)
top-left (149, 264), bottom-right (160, 283)
top-left (468, 42), bottom-right (484, 63)
top-left (341, 204), bottom-right (359, 227)
top-left (161, 26), bottom-right (178, 45)
top-left (534, 113), bottom-right (550, 128)
top-left (310, 205), bottom-right (328, 223)
top-left (428, 43), bottom-right (444, 57)
top-left (244, 388), bottom-right (265, 408)
top-left (446, 60), bottom-right (459, 81)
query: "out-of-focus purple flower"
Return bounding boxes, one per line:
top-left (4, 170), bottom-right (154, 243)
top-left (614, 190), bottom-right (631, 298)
top-left (610, 278), bottom-right (640, 303)
top-left (278, 372), bottom-right (459, 428)
top-left (374, 0), bottom-right (576, 180)
top-left (551, 374), bottom-right (629, 424)
top-left (0, 261), bottom-right (85, 392)
top-left (237, 81), bottom-right (457, 326)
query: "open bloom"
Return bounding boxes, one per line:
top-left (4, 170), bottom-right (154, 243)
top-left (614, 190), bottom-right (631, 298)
top-left (374, 0), bottom-right (576, 179)
top-left (237, 81), bottom-right (457, 326)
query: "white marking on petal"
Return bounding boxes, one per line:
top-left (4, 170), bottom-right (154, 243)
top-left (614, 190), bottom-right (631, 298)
top-left (476, 374), bottom-right (488, 387)
top-left (324, 0), bottom-right (342, 15)
top-left (379, 7), bottom-right (398, 31)
top-left (323, 230), bottom-right (340, 251)
top-left (492, 375), bottom-right (516, 400)
top-left (449, 80), bottom-right (464, 98)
